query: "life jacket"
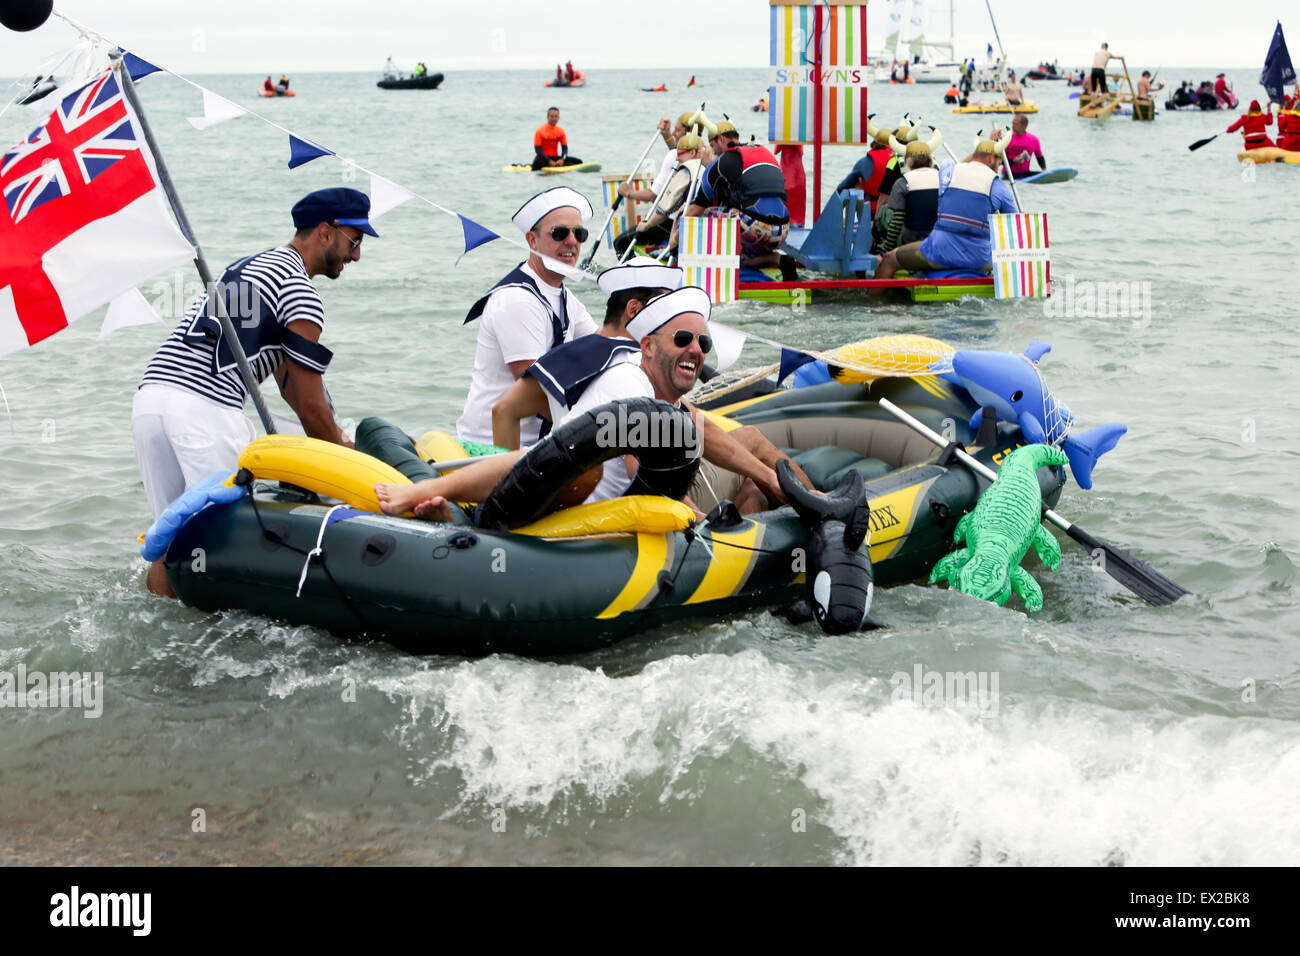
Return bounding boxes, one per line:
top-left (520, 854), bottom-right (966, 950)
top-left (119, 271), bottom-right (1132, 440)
top-left (464, 263), bottom-right (571, 351)
top-left (857, 146), bottom-right (896, 198)
top-left (901, 166), bottom-right (940, 233)
top-left (876, 156), bottom-right (903, 206)
top-left (713, 145), bottom-right (788, 222)
top-left (934, 162), bottom-right (998, 238)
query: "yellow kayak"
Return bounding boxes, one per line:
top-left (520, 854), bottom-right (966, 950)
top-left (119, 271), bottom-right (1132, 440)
top-left (1237, 146), bottom-right (1300, 164)
top-left (951, 99), bottom-right (1038, 114)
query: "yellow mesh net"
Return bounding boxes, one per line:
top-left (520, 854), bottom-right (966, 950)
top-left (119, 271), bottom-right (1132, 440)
top-left (689, 334), bottom-right (956, 403)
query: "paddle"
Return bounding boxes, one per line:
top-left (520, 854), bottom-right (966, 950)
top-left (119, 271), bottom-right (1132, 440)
top-left (579, 127), bottom-right (663, 269)
top-left (876, 397), bottom-right (1190, 606)
top-left (1188, 134), bottom-right (1218, 151)
top-left (426, 451), bottom-right (512, 473)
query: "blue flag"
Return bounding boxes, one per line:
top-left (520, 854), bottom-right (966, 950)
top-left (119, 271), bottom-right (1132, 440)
top-left (455, 214), bottom-right (500, 264)
top-left (287, 135), bottom-right (334, 169)
top-left (777, 347), bottom-right (817, 383)
top-left (122, 51), bottom-right (162, 81)
top-left (1261, 21), bottom-right (1296, 105)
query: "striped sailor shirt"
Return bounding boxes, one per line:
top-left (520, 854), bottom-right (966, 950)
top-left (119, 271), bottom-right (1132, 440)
top-left (139, 247), bottom-right (329, 409)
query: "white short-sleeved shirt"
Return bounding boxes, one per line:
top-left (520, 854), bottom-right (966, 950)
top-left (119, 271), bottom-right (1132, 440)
top-left (558, 361), bottom-right (656, 502)
top-left (457, 262), bottom-right (597, 446)
top-left (650, 150), bottom-right (678, 195)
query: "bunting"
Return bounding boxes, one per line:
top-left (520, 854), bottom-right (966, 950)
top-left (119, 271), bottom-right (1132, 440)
top-left (186, 89), bottom-right (246, 131)
top-left (287, 134), bottom-right (334, 169)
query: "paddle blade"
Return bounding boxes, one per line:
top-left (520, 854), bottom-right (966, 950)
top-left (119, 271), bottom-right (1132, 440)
top-left (1188, 134), bottom-right (1218, 152)
top-left (1064, 524), bottom-right (1191, 606)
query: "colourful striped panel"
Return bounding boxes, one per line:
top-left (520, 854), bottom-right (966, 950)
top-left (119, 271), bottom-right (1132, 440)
top-left (599, 174), bottom-right (655, 248)
top-left (679, 216), bottom-right (738, 304)
top-left (989, 212), bottom-right (1050, 298)
top-left (769, 3), bottom-right (870, 145)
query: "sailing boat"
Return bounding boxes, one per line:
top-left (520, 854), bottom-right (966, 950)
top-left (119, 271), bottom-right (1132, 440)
top-left (872, 0), bottom-right (961, 84)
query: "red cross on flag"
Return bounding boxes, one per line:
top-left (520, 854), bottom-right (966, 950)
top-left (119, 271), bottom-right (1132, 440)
top-left (0, 66), bottom-right (194, 357)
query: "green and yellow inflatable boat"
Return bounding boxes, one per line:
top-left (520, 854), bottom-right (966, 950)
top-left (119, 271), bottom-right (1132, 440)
top-left (156, 375), bottom-right (1064, 656)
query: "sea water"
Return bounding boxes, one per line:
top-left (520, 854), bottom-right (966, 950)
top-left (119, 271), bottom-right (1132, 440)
top-left (1, 67), bottom-right (1298, 865)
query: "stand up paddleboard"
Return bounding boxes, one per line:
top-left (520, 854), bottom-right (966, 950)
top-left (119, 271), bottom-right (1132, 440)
top-left (503, 162), bottom-right (603, 175)
top-left (1018, 168), bottom-right (1078, 184)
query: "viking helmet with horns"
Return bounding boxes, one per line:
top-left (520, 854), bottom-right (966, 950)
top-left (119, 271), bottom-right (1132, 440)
top-left (972, 128), bottom-right (1008, 156)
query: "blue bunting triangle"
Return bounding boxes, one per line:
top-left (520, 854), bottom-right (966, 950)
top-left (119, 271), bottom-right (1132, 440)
top-left (777, 347), bottom-right (817, 382)
top-left (288, 135), bottom-right (334, 169)
top-left (455, 214), bottom-right (500, 264)
top-left (122, 52), bottom-right (162, 81)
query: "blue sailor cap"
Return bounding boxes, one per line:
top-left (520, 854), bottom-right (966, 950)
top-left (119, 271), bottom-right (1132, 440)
top-left (291, 187), bottom-right (379, 237)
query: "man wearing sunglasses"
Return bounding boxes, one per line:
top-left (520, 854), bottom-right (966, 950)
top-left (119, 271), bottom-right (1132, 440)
top-left (458, 187), bottom-right (599, 453)
top-left (378, 287), bottom-right (794, 520)
top-left (490, 257), bottom-right (681, 451)
top-left (133, 187), bottom-right (378, 596)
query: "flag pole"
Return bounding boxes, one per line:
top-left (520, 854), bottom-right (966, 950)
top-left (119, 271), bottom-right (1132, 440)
top-left (114, 57), bottom-right (278, 436)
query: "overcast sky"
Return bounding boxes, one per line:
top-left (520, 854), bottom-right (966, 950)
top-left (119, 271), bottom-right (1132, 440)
top-left (0, 1), bottom-right (1292, 76)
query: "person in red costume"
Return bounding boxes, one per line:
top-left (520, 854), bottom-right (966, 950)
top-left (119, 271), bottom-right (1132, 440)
top-left (1214, 73), bottom-right (1232, 107)
top-left (1279, 84), bottom-right (1300, 152)
top-left (1227, 100), bottom-right (1275, 150)
top-left (775, 144), bottom-right (806, 227)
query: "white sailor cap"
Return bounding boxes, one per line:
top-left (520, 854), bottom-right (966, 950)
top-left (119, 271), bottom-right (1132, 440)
top-left (626, 286), bottom-right (711, 341)
top-left (511, 186), bottom-right (594, 234)
top-left (597, 256), bottom-right (685, 296)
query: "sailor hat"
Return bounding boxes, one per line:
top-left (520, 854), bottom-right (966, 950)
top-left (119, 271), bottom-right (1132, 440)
top-left (511, 186), bottom-right (594, 234)
top-left (292, 187), bottom-right (379, 236)
top-left (626, 286), bottom-right (711, 341)
top-left (597, 257), bottom-right (684, 296)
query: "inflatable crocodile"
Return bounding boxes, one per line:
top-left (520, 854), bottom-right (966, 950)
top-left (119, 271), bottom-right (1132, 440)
top-left (929, 443), bottom-right (1069, 611)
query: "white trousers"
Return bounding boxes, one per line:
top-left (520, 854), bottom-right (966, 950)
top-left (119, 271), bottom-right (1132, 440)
top-left (131, 384), bottom-right (257, 520)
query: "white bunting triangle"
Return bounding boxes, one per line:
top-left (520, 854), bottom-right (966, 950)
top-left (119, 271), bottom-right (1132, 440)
top-left (187, 89), bottom-right (247, 131)
top-left (99, 288), bottom-right (167, 339)
top-left (707, 320), bottom-right (747, 373)
top-left (369, 173), bottom-right (416, 220)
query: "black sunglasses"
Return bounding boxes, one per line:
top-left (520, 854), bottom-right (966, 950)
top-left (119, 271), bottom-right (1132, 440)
top-left (332, 222), bottom-right (362, 251)
top-left (545, 225), bottom-right (589, 243)
top-left (662, 328), bottom-right (712, 354)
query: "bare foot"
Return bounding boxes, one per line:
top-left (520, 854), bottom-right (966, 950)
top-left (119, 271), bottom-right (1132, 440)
top-left (412, 495), bottom-right (454, 522)
top-left (147, 558), bottom-right (177, 599)
top-left (375, 482), bottom-right (455, 521)
top-left (374, 481), bottom-right (417, 515)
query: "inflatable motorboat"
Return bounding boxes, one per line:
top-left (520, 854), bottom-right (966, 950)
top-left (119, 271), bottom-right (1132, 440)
top-left (377, 73), bottom-right (443, 90)
top-left (546, 72), bottom-right (586, 87)
top-left (150, 368), bottom-right (1071, 656)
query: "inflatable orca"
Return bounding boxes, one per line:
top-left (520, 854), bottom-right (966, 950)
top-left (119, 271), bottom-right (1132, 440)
top-left (935, 342), bottom-right (1127, 490)
top-left (777, 460), bottom-right (875, 634)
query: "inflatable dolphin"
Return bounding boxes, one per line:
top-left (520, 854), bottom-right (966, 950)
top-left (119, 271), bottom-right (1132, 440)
top-left (777, 460), bottom-right (875, 634)
top-left (935, 342), bottom-right (1126, 490)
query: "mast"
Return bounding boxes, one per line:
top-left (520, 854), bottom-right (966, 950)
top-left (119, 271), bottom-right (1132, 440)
top-left (812, 0), bottom-right (823, 226)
